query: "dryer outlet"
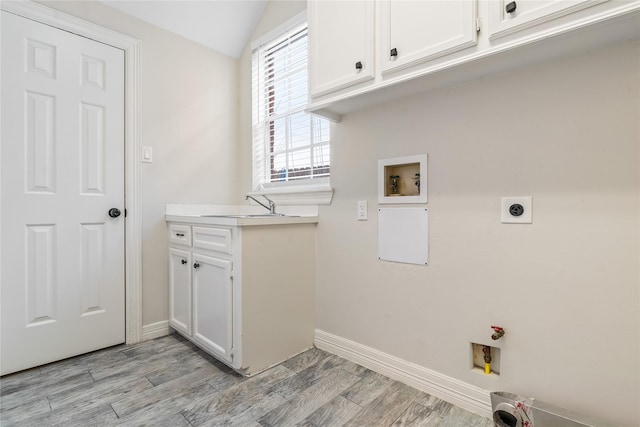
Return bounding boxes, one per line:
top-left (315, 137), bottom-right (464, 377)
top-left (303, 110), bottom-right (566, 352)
top-left (501, 196), bottom-right (532, 224)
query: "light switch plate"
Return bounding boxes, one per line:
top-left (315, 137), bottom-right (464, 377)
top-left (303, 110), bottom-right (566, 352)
top-left (142, 146), bottom-right (153, 163)
top-left (357, 200), bottom-right (368, 220)
top-left (501, 196), bottom-right (532, 223)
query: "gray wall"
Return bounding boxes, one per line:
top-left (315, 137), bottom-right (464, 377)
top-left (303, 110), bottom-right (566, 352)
top-left (39, 0), bottom-right (240, 326)
top-left (315, 41), bottom-right (640, 425)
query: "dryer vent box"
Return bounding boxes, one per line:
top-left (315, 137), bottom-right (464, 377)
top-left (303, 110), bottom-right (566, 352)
top-left (491, 391), bottom-right (618, 427)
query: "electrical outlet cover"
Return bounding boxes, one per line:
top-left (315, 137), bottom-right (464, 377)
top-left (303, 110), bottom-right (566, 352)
top-left (501, 196), bottom-right (532, 223)
top-left (357, 200), bottom-right (368, 220)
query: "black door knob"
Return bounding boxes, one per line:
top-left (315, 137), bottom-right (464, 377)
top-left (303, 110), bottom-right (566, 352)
top-left (108, 208), bottom-right (121, 218)
top-left (181, 259), bottom-right (187, 265)
top-left (193, 263), bottom-right (200, 269)
top-left (506, 1), bottom-right (517, 14)
top-left (355, 61), bottom-right (363, 70)
top-left (390, 48), bottom-right (398, 57)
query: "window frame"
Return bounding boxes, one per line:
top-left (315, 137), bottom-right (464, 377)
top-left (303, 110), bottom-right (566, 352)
top-left (250, 11), bottom-right (333, 205)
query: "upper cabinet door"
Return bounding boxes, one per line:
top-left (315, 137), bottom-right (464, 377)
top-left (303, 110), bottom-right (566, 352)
top-left (380, 0), bottom-right (478, 74)
top-left (488, 0), bottom-right (608, 39)
top-left (309, 0), bottom-right (375, 97)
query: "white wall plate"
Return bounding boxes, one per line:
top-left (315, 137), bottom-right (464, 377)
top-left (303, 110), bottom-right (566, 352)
top-left (378, 207), bottom-right (428, 265)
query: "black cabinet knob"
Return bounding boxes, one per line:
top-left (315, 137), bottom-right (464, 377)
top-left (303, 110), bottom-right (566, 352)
top-left (108, 208), bottom-right (121, 218)
top-left (355, 61), bottom-right (363, 70)
top-left (193, 263), bottom-right (200, 269)
top-left (506, 1), bottom-right (517, 14)
top-left (390, 48), bottom-right (398, 57)
top-left (181, 259), bottom-right (187, 265)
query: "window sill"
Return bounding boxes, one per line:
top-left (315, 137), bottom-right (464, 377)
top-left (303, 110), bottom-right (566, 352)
top-left (249, 184), bottom-right (333, 206)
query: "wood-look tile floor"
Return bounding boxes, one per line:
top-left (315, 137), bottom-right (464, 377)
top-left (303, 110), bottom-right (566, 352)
top-left (0, 334), bottom-right (493, 427)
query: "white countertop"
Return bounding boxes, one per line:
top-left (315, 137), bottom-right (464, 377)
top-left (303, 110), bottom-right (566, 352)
top-left (165, 204), bottom-right (319, 227)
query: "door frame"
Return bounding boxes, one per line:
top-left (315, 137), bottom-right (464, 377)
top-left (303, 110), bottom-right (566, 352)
top-left (1, 1), bottom-right (143, 344)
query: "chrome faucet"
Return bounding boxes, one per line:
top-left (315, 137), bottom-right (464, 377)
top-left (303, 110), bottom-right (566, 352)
top-left (245, 194), bottom-right (276, 214)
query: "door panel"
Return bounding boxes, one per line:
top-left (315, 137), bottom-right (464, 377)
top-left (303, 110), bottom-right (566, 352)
top-left (25, 224), bottom-right (57, 326)
top-left (1, 11), bottom-right (125, 375)
top-left (25, 91), bottom-right (57, 193)
top-left (80, 103), bottom-right (107, 194)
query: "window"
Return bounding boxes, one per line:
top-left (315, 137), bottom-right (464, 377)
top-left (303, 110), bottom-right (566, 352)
top-left (252, 14), bottom-right (330, 193)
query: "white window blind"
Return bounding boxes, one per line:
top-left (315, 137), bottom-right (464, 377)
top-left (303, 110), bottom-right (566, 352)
top-left (252, 21), bottom-right (330, 190)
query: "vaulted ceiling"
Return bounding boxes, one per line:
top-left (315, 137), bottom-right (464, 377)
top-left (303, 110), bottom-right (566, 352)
top-left (99, 0), bottom-right (267, 58)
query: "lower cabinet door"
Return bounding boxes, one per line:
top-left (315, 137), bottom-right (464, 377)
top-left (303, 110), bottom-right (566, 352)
top-left (192, 252), bottom-right (233, 363)
top-left (169, 247), bottom-right (192, 335)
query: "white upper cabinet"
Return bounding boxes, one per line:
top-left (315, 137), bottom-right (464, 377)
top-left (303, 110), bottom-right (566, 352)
top-left (309, 0), bottom-right (375, 96)
top-left (307, 0), bottom-right (640, 119)
top-left (488, 0), bottom-right (607, 39)
top-left (380, 0), bottom-right (478, 74)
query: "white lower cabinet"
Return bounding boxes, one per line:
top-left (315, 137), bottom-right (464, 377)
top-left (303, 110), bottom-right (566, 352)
top-left (169, 247), bottom-right (234, 365)
top-left (167, 221), bottom-right (315, 376)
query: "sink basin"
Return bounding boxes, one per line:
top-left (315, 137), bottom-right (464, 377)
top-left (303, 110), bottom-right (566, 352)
top-left (199, 213), bottom-right (299, 219)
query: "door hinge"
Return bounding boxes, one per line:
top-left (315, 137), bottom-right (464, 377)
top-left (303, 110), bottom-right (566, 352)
top-left (124, 208), bottom-right (128, 217)
top-left (476, 17), bottom-right (481, 33)
top-left (230, 270), bottom-right (234, 280)
top-left (229, 346), bottom-right (234, 358)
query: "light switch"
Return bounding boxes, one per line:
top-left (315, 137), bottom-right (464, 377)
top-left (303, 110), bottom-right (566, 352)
top-left (142, 146), bottom-right (152, 163)
top-left (357, 200), bottom-right (368, 220)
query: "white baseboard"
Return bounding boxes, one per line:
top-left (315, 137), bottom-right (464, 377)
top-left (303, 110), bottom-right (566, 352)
top-left (314, 329), bottom-right (492, 419)
top-left (142, 320), bottom-right (171, 341)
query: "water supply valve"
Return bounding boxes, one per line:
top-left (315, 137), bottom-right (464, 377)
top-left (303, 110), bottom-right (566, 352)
top-left (491, 326), bottom-right (505, 340)
top-left (482, 345), bottom-right (492, 375)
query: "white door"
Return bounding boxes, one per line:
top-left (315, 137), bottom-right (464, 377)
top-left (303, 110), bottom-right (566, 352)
top-left (1, 11), bottom-right (125, 375)
top-left (192, 253), bottom-right (233, 364)
top-left (169, 247), bottom-right (192, 336)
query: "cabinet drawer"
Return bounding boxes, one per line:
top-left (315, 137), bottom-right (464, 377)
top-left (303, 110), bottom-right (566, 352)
top-left (169, 224), bottom-right (192, 246)
top-left (193, 226), bottom-right (232, 254)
